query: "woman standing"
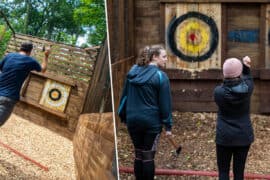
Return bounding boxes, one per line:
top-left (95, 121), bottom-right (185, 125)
top-left (214, 56), bottom-right (254, 180)
top-left (118, 45), bottom-right (173, 180)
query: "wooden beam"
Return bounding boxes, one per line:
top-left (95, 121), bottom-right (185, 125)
top-left (260, 4), bottom-right (267, 69)
top-left (30, 71), bottom-right (76, 87)
top-left (221, 4), bottom-right (227, 64)
top-left (160, 3), bottom-right (166, 44)
top-left (119, 0), bottom-right (125, 59)
top-left (20, 97), bottom-right (68, 120)
top-left (164, 69), bottom-right (260, 79)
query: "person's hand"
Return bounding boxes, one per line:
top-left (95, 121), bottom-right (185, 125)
top-left (44, 47), bottom-right (51, 57)
top-left (243, 56), bottom-right (251, 68)
top-left (165, 131), bottom-right (172, 136)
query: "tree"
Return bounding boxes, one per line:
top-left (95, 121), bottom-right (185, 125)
top-left (74, 0), bottom-right (106, 45)
top-left (0, 0), bottom-right (106, 46)
top-left (0, 25), bottom-right (12, 59)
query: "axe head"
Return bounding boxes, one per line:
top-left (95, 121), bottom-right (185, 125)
top-left (175, 146), bottom-right (182, 156)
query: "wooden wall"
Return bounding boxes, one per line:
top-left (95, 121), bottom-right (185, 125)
top-left (7, 34), bottom-right (98, 82)
top-left (82, 39), bottom-right (112, 113)
top-left (111, 57), bottom-right (135, 126)
top-left (108, 0), bottom-right (270, 114)
top-left (107, 0), bottom-right (134, 63)
top-left (5, 34), bottom-right (99, 139)
top-left (73, 113), bottom-right (115, 180)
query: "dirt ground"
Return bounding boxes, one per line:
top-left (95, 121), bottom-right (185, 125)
top-left (0, 114), bottom-right (75, 180)
top-left (117, 112), bottom-right (270, 179)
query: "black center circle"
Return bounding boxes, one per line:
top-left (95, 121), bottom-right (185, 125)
top-left (49, 88), bottom-right (62, 101)
top-left (167, 11), bottom-right (219, 62)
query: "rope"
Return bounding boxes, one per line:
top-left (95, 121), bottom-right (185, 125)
top-left (119, 167), bottom-right (270, 179)
top-left (0, 140), bottom-right (49, 171)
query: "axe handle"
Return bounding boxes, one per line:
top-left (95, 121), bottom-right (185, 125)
top-left (166, 135), bottom-right (178, 149)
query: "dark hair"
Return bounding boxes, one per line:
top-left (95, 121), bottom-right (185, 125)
top-left (136, 45), bottom-right (165, 66)
top-left (20, 42), bottom-right (33, 53)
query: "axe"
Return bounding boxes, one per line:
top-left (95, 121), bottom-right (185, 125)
top-left (166, 135), bottom-right (182, 156)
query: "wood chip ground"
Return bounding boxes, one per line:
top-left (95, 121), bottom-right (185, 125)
top-left (0, 114), bottom-right (75, 180)
top-left (118, 112), bottom-right (270, 180)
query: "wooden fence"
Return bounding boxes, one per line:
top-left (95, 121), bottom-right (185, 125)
top-left (111, 56), bottom-right (135, 126)
top-left (6, 33), bottom-right (98, 82)
top-left (5, 33), bottom-right (100, 139)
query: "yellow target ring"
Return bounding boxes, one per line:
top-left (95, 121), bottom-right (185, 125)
top-left (177, 19), bottom-right (210, 56)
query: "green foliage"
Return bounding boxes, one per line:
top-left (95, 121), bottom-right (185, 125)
top-left (0, 0), bottom-right (106, 46)
top-left (74, 0), bottom-right (106, 45)
top-left (0, 25), bottom-right (11, 59)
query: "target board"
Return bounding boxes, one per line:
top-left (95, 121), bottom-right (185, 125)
top-left (39, 79), bottom-right (71, 112)
top-left (165, 4), bottom-right (221, 70)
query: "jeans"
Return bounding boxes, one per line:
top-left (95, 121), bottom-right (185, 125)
top-left (0, 96), bottom-right (17, 126)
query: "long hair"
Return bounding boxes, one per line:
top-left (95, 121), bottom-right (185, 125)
top-left (136, 45), bottom-right (164, 66)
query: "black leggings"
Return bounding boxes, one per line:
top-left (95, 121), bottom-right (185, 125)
top-left (128, 129), bottom-right (160, 180)
top-left (216, 144), bottom-right (250, 180)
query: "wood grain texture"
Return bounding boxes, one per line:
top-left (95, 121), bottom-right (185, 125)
top-left (165, 3), bottom-right (221, 70)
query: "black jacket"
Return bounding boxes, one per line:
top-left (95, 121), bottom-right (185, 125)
top-left (214, 64), bottom-right (254, 146)
top-left (118, 65), bottom-right (172, 133)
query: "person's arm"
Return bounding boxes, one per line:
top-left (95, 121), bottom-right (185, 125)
top-left (158, 72), bottom-right (173, 134)
top-left (41, 48), bottom-right (51, 73)
top-left (117, 79), bottom-right (128, 123)
top-left (242, 56), bottom-right (253, 95)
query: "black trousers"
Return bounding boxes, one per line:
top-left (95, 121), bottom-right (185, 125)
top-left (128, 128), bottom-right (160, 180)
top-left (216, 144), bottom-right (250, 180)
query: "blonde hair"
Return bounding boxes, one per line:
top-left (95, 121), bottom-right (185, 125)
top-left (136, 45), bottom-right (165, 66)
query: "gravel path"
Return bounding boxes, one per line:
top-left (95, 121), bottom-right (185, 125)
top-left (0, 114), bottom-right (75, 180)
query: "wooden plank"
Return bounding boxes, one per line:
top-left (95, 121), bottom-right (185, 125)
top-left (259, 81), bottom-right (270, 113)
top-left (260, 4), bottom-right (267, 69)
top-left (13, 33), bottom-right (91, 52)
top-left (135, 1), bottom-right (160, 17)
top-left (227, 4), bottom-right (260, 29)
top-left (160, 3), bottom-right (166, 44)
top-left (226, 4), bottom-right (260, 68)
top-left (46, 66), bottom-right (92, 81)
top-left (20, 97), bottom-right (68, 120)
top-left (171, 88), bottom-right (216, 102)
top-left (82, 40), bottom-right (111, 113)
top-left (221, 4), bottom-right (227, 63)
top-left (111, 56), bottom-right (134, 67)
top-left (7, 42), bottom-right (95, 63)
top-left (172, 101), bottom-right (218, 112)
top-left (30, 71), bottom-right (77, 87)
top-left (226, 42), bottom-right (260, 68)
top-left (266, 5), bottom-right (270, 68)
top-left (164, 68), bottom-right (260, 79)
top-left (119, 0), bottom-right (125, 59)
top-left (20, 74), bottom-right (31, 97)
top-left (260, 69), bottom-right (270, 79)
top-left (128, 0), bottom-right (135, 56)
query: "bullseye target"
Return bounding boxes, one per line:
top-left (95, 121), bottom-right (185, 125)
top-left (49, 88), bottom-right (62, 101)
top-left (167, 11), bottom-right (219, 62)
top-left (39, 79), bottom-right (71, 112)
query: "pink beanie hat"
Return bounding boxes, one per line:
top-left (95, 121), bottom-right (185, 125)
top-left (223, 58), bottom-right (243, 78)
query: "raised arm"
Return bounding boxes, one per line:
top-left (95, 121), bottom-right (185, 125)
top-left (41, 47), bottom-right (51, 73)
